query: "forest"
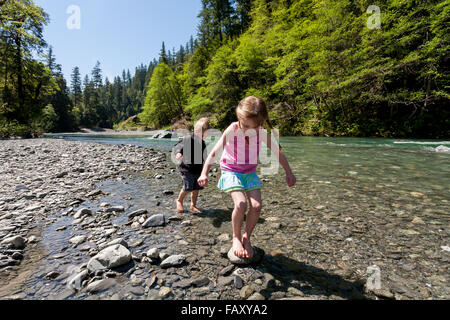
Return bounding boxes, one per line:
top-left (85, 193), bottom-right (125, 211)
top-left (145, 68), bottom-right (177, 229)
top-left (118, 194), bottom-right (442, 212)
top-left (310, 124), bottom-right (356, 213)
top-left (1, 0), bottom-right (449, 138)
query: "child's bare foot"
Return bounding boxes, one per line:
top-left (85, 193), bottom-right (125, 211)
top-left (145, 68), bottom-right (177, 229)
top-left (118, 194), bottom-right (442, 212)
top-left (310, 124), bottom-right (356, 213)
top-left (176, 200), bottom-right (184, 213)
top-left (190, 205), bottom-right (202, 214)
top-left (242, 234), bottom-right (254, 259)
top-left (232, 237), bottom-right (246, 258)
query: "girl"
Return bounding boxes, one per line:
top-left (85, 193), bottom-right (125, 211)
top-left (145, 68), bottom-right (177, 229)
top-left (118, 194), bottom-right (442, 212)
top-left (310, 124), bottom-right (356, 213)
top-left (198, 96), bottom-right (296, 259)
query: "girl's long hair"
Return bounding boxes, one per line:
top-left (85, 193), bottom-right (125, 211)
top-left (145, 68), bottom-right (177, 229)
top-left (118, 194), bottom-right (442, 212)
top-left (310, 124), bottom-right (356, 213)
top-left (236, 96), bottom-right (273, 129)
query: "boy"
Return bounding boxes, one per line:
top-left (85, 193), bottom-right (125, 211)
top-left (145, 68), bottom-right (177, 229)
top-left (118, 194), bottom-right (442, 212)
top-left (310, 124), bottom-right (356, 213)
top-left (172, 117), bottom-right (209, 214)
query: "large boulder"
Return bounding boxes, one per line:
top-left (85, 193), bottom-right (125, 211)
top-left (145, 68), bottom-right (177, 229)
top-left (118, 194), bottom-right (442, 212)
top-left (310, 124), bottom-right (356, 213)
top-left (87, 244), bottom-right (131, 273)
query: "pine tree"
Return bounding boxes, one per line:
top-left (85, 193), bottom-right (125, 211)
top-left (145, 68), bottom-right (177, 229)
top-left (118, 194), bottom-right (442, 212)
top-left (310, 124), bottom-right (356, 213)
top-left (91, 61), bottom-right (103, 88)
top-left (160, 42), bottom-right (168, 64)
top-left (70, 66), bottom-right (82, 107)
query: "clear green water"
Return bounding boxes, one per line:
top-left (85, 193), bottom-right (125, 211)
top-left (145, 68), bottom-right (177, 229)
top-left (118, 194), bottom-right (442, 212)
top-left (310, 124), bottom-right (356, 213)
top-left (47, 134), bottom-right (450, 201)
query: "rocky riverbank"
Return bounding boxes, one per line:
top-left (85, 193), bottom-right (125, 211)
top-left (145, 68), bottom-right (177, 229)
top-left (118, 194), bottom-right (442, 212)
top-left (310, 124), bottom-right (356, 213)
top-left (0, 138), bottom-right (448, 300)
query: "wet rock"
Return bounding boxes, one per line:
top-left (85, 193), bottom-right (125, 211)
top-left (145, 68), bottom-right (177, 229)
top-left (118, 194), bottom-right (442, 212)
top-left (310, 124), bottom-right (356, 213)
top-left (142, 214), bottom-right (165, 228)
top-left (69, 235), bottom-right (87, 247)
top-left (87, 244), bottom-right (132, 273)
top-left (128, 209), bottom-right (147, 220)
top-left (67, 270), bottom-right (89, 291)
top-left (45, 271), bottom-right (60, 280)
top-left (1, 236), bottom-right (26, 249)
top-left (86, 279), bottom-right (116, 293)
top-left (160, 254), bottom-right (186, 268)
top-left (74, 208), bottom-right (92, 219)
top-left (11, 252), bottom-right (23, 260)
top-left (105, 206), bottom-right (125, 213)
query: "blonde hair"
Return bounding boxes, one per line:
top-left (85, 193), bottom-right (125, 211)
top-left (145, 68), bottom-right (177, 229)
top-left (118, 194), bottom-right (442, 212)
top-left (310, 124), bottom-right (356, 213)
top-left (236, 96), bottom-right (273, 129)
top-left (194, 117), bottom-right (210, 133)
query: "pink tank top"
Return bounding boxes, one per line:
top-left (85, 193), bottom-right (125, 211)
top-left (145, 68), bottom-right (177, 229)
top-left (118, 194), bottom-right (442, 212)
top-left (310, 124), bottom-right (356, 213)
top-left (220, 122), bottom-right (262, 174)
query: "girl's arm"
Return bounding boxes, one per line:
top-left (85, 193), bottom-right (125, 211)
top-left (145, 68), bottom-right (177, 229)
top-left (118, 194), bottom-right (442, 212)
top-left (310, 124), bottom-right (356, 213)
top-left (261, 129), bottom-right (296, 187)
top-left (198, 124), bottom-right (235, 187)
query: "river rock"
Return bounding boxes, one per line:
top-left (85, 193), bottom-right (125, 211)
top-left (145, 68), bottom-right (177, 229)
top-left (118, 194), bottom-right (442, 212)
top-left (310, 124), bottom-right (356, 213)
top-left (159, 287), bottom-right (172, 298)
top-left (86, 278), bottom-right (116, 293)
top-left (128, 209), bottom-right (147, 220)
top-left (69, 235), bottom-right (87, 246)
top-left (227, 247), bottom-right (264, 265)
top-left (105, 206), bottom-right (125, 213)
top-left (247, 292), bottom-right (265, 300)
top-left (100, 238), bottom-right (129, 249)
top-left (146, 248), bottom-right (160, 259)
top-left (1, 236), bottom-right (26, 249)
top-left (67, 270), bottom-right (89, 291)
top-left (142, 214), bottom-right (165, 228)
top-left (160, 254), bottom-right (186, 268)
top-left (74, 208), bottom-right (92, 219)
top-left (87, 244), bottom-right (132, 273)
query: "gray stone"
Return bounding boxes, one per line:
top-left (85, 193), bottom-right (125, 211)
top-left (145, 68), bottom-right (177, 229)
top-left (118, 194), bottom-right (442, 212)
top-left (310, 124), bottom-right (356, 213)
top-left (86, 278), bottom-right (116, 293)
top-left (160, 254), bottom-right (186, 268)
top-left (227, 247), bottom-right (264, 265)
top-left (69, 235), bottom-right (87, 246)
top-left (146, 248), bottom-right (160, 259)
top-left (74, 208), bottom-right (92, 219)
top-left (219, 265), bottom-right (234, 276)
top-left (128, 209), bottom-right (147, 220)
top-left (87, 244), bottom-right (132, 273)
top-left (239, 285), bottom-right (255, 299)
top-left (142, 214), bottom-right (165, 228)
top-left (105, 206), bottom-right (125, 213)
top-left (67, 270), bottom-right (89, 291)
top-left (1, 236), bottom-right (26, 249)
top-left (191, 277), bottom-right (210, 287)
top-left (234, 275), bottom-right (244, 289)
top-left (101, 238), bottom-right (129, 249)
top-left (248, 292), bottom-right (265, 300)
top-left (218, 276), bottom-right (234, 286)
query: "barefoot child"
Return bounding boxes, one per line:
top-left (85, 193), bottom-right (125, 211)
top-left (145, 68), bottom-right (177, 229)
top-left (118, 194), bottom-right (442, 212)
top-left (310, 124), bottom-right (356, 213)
top-left (173, 117), bottom-right (210, 214)
top-left (198, 97), bottom-right (296, 259)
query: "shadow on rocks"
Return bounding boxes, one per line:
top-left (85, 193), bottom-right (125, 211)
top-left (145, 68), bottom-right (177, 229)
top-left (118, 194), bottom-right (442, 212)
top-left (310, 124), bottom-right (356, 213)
top-left (197, 208), bottom-right (265, 228)
top-left (259, 253), bottom-right (368, 300)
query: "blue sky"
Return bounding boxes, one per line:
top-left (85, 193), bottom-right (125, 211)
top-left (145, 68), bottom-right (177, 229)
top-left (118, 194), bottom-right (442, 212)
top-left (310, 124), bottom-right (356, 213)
top-left (34, 0), bottom-right (203, 83)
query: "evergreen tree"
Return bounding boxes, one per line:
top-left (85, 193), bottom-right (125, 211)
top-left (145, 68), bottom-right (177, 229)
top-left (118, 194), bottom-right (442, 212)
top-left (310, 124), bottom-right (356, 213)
top-left (91, 61), bottom-right (103, 88)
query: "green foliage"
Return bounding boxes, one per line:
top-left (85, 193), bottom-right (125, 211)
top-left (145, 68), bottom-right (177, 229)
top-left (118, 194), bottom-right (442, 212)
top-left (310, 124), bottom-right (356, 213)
top-left (139, 63), bottom-right (185, 128)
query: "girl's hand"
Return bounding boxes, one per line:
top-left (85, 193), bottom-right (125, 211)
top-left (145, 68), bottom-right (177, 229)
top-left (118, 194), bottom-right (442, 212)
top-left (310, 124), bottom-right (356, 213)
top-left (198, 174), bottom-right (209, 187)
top-left (176, 153), bottom-right (183, 162)
top-left (286, 172), bottom-right (296, 187)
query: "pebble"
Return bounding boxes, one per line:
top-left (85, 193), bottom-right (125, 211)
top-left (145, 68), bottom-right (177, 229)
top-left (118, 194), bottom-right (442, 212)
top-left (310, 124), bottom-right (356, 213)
top-left (159, 287), bottom-right (172, 298)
